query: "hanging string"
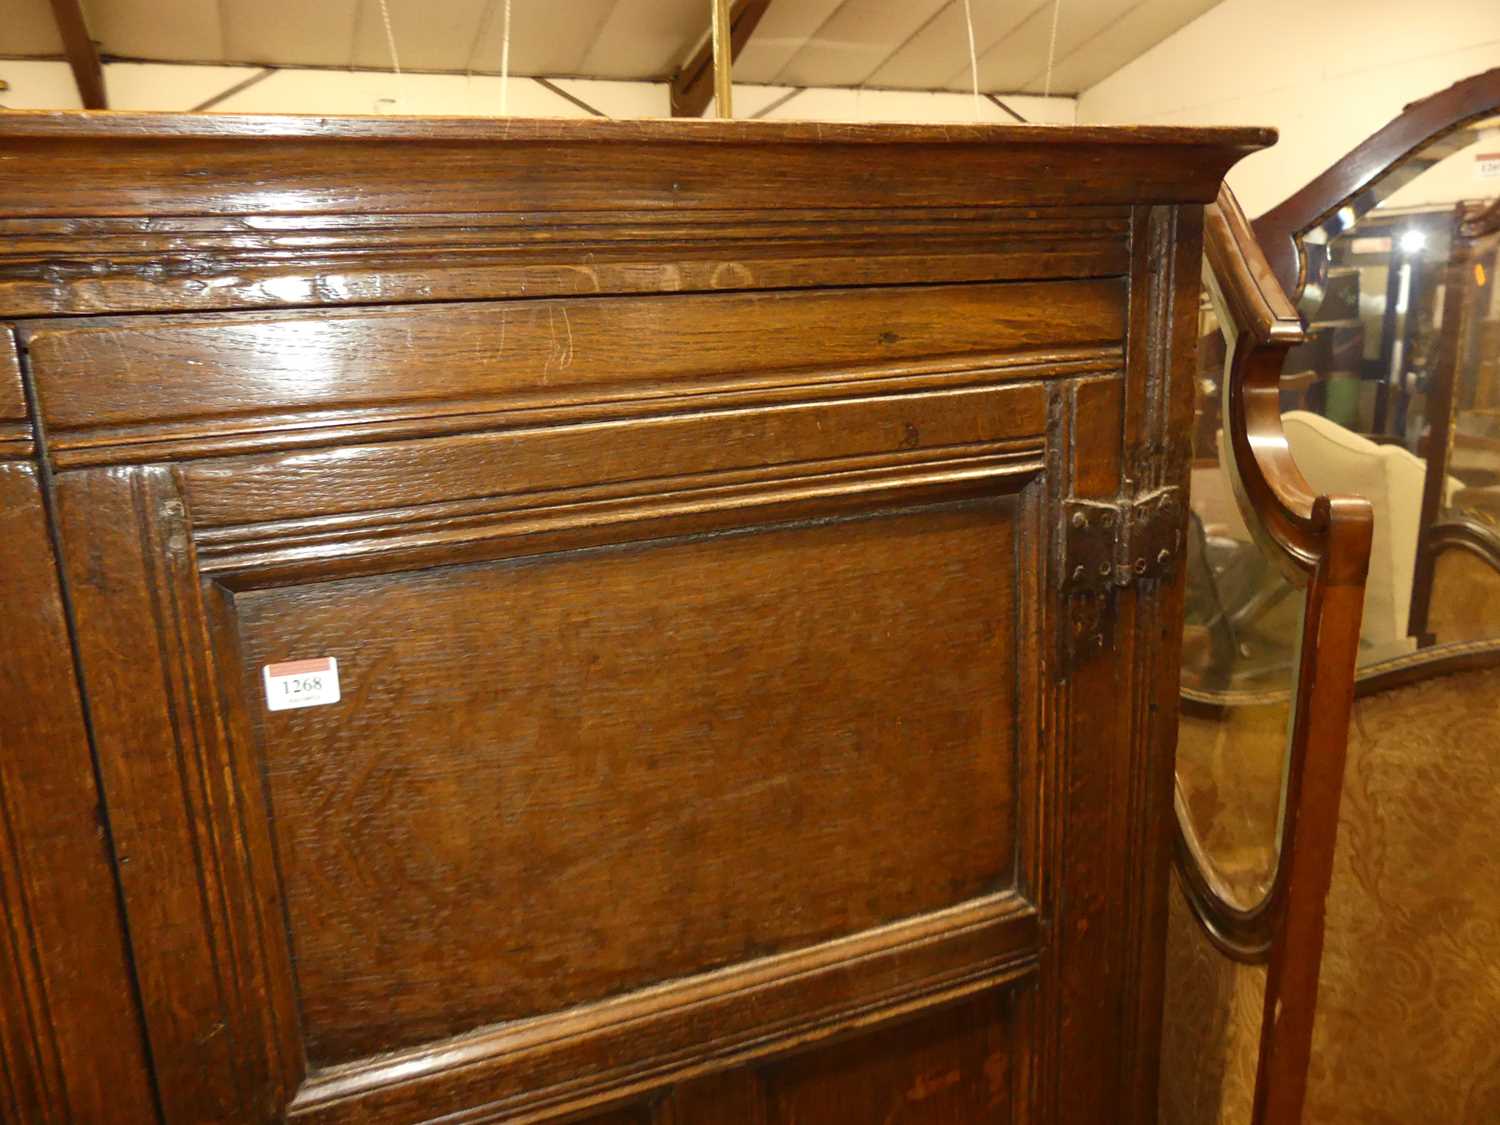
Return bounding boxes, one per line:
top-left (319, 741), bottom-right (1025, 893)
top-left (962, 0), bottom-right (980, 120)
top-left (500, 0), bottom-right (513, 115)
top-left (1043, 0), bottom-right (1062, 100)
top-left (378, 0), bottom-right (403, 108)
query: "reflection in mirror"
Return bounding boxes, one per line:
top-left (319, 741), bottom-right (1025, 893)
top-left (1179, 126), bottom-right (1500, 913)
top-left (1177, 281), bottom-right (1304, 914)
top-left (1288, 123), bottom-right (1500, 660)
top-left (1166, 78), bottom-right (1500, 1125)
top-left (1410, 194), bottom-right (1500, 644)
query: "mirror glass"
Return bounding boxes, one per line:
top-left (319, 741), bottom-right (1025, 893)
top-left (1177, 120), bottom-right (1500, 909)
top-left (1175, 272), bottom-right (1305, 913)
top-left (1288, 118), bottom-right (1500, 657)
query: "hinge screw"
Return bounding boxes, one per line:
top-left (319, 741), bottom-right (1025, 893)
top-left (1071, 511), bottom-right (1087, 528)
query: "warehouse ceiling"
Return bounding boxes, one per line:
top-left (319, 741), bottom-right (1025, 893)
top-left (0, 0), bottom-right (1222, 96)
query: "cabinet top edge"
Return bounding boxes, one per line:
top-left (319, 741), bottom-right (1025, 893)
top-left (0, 110), bottom-right (1276, 152)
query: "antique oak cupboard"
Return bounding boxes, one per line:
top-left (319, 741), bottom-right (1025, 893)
top-left (0, 113), bottom-right (1269, 1124)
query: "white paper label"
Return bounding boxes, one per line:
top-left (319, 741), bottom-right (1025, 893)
top-left (262, 657), bottom-right (340, 711)
top-left (1477, 152), bottom-right (1500, 180)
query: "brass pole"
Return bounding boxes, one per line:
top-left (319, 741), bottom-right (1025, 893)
top-left (711, 0), bottom-right (733, 118)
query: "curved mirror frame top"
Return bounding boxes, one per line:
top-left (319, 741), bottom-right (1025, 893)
top-left (1178, 73), bottom-right (1500, 923)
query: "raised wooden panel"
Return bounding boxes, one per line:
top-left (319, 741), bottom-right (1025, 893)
top-left (238, 499), bottom-right (1025, 1065)
top-left (55, 371), bottom-right (1054, 1121)
top-left (584, 980), bottom-right (1034, 1124)
top-left (761, 985), bottom-right (1029, 1122)
top-left (179, 382), bottom-right (1049, 583)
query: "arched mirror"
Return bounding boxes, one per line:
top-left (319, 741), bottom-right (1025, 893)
top-left (1181, 92), bottom-right (1500, 922)
top-left (1165, 68), bottom-right (1500, 1125)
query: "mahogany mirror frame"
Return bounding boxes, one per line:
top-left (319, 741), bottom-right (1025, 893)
top-left (1253, 66), bottom-right (1500, 302)
top-left (1178, 70), bottom-right (1500, 1122)
top-left (1181, 184), bottom-right (1372, 1125)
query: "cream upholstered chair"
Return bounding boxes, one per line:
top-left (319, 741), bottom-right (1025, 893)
top-left (1280, 411), bottom-right (1455, 650)
top-left (1197, 413), bottom-right (1438, 674)
top-left (1280, 411), bottom-right (1421, 648)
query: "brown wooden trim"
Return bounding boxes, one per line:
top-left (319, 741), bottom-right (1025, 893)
top-left (1178, 183), bottom-right (1373, 1125)
top-left (670, 0), bottom-right (773, 119)
top-left (0, 110), bottom-right (1273, 148)
top-left (45, 0), bottom-right (106, 110)
top-left (188, 68), bottom-right (275, 113)
top-left (1426, 514), bottom-right (1500, 568)
top-left (985, 94), bottom-right (1029, 123)
top-left (1252, 67), bottom-right (1500, 298)
top-left (1361, 636), bottom-right (1500, 694)
top-left (1411, 514), bottom-right (1500, 629)
top-left (531, 77), bottom-right (607, 118)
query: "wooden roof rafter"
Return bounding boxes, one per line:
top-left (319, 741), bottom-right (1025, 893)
top-left (670, 0), bottom-right (774, 118)
top-left (47, 0), bottom-right (107, 109)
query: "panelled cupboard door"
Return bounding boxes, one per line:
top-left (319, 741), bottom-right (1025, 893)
top-left (5, 115), bottom-right (1264, 1124)
top-left (0, 330), bottom-right (157, 1124)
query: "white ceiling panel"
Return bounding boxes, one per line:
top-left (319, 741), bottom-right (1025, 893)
top-left (1006, 0), bottom-right (1149, 92)
top-left (0, 0), bottom-right (66, 55)
top-left (733, 0), bottom-right (844, 84)
top-left (773, 0), bottom-right (951, 89)
top-left (869, 0), bottom-right (1016, 91)
top-left (950, 0), bottom-right (1061, 93)
top-left (1021, 0), bottom-right (1222, 93)
top-left (471, 0), bottom-right (620, 76)
top-left (579, 0), bottom-right (706, 80)
top-left (348, 0), bottom-right (490, 71)
top-left (223, 0), bottom-right (359, 68)
top-left (88, 0), bottom-right (221, 63)
top-left (0, 0), bottom-right (1228, 96)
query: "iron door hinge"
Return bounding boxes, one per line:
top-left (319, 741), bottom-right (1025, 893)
top-left (1059, 485), bottom-right (1184, 671)
top-left (1063, 486), bottom-right (1184, 594)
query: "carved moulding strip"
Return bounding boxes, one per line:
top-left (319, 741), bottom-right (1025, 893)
top-left (53, 465), bottom-right (303, 1124)
top-left (195, 441), bottom-right (1047, 584)
top-left (289, 898), bottom-right (1040, 1123)
top-left (0, 204), bottom-right (1135, 317)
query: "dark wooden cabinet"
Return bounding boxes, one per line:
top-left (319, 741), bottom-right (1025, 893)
top-left (0, 113), bottom-right (1268, 1124)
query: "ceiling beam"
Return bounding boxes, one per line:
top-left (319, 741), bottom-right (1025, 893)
top-left (48, 0), bottom-right (106, 109)
top-left (670, 0), bottom-right (773, 119)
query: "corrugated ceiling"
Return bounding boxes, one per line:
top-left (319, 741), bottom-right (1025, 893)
top-left (0, 0), bottom-right (1223, 95)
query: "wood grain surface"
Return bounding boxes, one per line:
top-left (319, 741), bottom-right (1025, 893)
top-left (0, 112), bottom-right (1264, 1123)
